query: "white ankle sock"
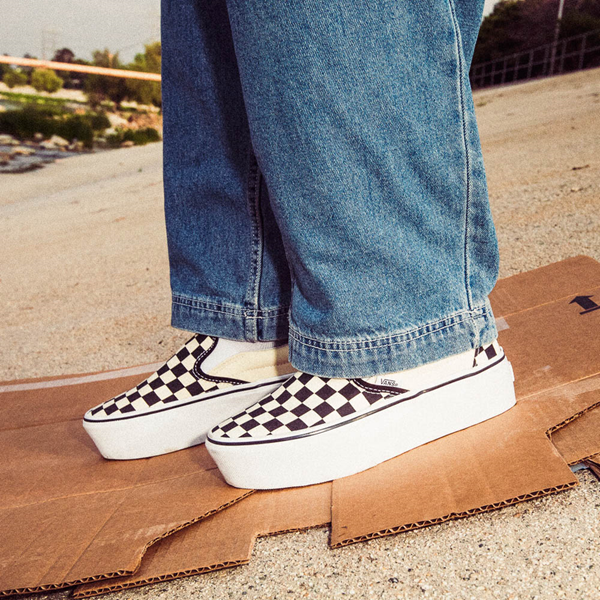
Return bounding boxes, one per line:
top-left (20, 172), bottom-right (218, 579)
top-left (201, 338), bottom-right (283, 373)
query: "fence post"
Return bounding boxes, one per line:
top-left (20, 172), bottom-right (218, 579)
top-left (559, 39), bottom-right (567, 73)
top-left (578, 33), bottom-right (587, 70)
top-left (526, 49), bottom-right (534, 79)
top-left (543, 45), bottom-right (551, 76)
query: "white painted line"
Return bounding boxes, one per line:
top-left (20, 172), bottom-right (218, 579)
top-left (0, 363), bottom-right (162, 394)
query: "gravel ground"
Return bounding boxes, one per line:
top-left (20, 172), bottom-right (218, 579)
top-left (3, 67), bottom-right (600, 599)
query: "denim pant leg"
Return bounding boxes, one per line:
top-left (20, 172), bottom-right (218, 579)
top-left (223, 0), bottom-right (499, 377)
top-left (162, 0), bottom-right (291, 341)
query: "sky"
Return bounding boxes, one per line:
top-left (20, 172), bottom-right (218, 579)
top-left (1, 0), bottom-right (500, 63)
top-left (0, 0), bottom-right (161, 62)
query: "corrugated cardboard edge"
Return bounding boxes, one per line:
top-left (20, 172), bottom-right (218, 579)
top-left (331, 398), bottom-right (600, 548)
top-left (72, 560), bottom-right (250, 598)
top-left (71, 524), bottom-right (330, 599)
top-left (329, 483), bottom-right (577, 548)
top-left (72, 483), bottom-right (332, 598)
top-left (0, 490), bottom-right (254, 598)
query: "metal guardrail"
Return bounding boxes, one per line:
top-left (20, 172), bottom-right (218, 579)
top-left (470, 28), bottom-right (600, 89)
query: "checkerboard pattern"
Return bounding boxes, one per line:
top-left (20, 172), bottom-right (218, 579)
top-left (472, 341), bottom-right (497, 367)
top-left (211, 342), bottom-right (500, 440)
top-left (211, 372), bottom-right (393, 440)
top-left (88, 335), bottom-right (238, 419)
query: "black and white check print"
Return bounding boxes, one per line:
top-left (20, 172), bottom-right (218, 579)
top-left (473, 341), bottom-right (497, 367)
top-left (89, 335), bottom-right (247, 419)
top-left (211, 342), bottom-right (499, 440)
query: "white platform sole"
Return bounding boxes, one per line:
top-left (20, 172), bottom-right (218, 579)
top-left (206, 358), bottom-right (516, 489)
top-left (83, 377), bottom-right (287, 460)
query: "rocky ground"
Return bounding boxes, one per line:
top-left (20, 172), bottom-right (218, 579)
top-left (2, 67), bottom-right (600, 599)
top-left (0, 88), bottom-right (162, 172)
top-left (0, 133), bottom-right (86, 173)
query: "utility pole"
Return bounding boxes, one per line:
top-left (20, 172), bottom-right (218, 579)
top-left (41, 28), bottom-right (60, 60)
top-left (149, 8), bottom-right (160, 43)
top-left (549, 0), bottom-right (566, 75)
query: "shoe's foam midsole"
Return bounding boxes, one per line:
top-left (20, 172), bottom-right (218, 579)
top-left (206, 358), bottom-right (516, 490)
top-left (82, 377), bottom-right (287, 460)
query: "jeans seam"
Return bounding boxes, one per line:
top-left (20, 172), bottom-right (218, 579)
top-left (289, 304), bottom-right (490, 352)
top-left (447, 0), bottom-right (473, 311)
top-left (172, 294), bottom-right (289, 318)
top-left (244, 148), bottom-right (264, 338)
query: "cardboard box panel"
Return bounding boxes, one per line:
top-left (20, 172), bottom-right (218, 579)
top-left (499, 288), bottom-right (600, 398)
top-left (0, 368), bottom-right (161, 431)
top-left (490, 255), bottom-right (600, 318)
top-left (331, 255), bottom-right (600, 547)
top-left (330, 374), bottom-right (600, 547)
top-left (0, 420), bottom-right (215, 507)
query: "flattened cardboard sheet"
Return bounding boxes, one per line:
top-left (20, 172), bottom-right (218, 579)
top-left (2, 256), bottom-right (600, 596)
top-left (331, 378), bottom-right (600, 547)
top-left (0, 373), bottom-right (251, 597)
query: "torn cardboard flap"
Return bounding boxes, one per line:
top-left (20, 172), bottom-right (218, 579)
top-left (553, 405), bottom-right (600, 465)
top-left (2, 256), bottom-right (600, 597)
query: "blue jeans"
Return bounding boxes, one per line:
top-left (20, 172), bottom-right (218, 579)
top-left (162, 0), bottom-right (499, 378)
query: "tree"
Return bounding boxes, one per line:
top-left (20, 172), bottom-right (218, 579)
top-left (51, 48), bottom-right (78, 88)
top-left (52, 48), bottom-right (75, 64)
top-left (84, 49), bottom-right (129, 108)
top-left (473, 0), bottom-right (525, 64)
top-left (125, 42), bottom-right (162, 107)
top-left (30, 68), bottom-right (64, 93)
top-left (2, 68), bottom-right (28, 88)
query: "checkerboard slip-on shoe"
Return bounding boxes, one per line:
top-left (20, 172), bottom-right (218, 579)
top-left (83, 335), bottom-right (295, 460)
top-left (206, 340), bottom-right (516, 489)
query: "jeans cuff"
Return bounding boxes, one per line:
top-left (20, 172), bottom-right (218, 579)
top-left (288, 299), bottom-right (498, 378)
top-left (171, 293), bottom-right (289, 341)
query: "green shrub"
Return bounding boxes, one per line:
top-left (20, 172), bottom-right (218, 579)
top-left (106, 127), bottom-right (161, 147)
top-left (56, 115), bottom-right (94, 147)
top-left (30, 69), bottom-right (64, 94)
top-left (0, 107), bottom-right (57, 138)
top-left (0, 107), bottom-right (111, 148)
top-left (88, 112), bottom-right (111, 131)
top-left (2, 70), bottom-right (28, 89)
